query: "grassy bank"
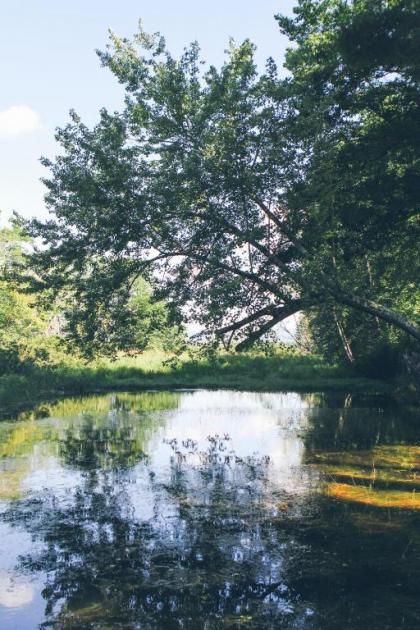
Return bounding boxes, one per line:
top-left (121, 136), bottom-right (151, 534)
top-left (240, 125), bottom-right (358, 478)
top-left (0, 348), bottom-right (386, 413)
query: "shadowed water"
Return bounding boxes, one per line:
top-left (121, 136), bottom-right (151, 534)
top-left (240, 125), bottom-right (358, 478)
top-left (0, 390), bottom-right (419, 629)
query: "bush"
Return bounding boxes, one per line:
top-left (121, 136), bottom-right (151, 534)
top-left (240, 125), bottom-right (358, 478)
top-left (355, 344), bottom-right (401, 379)
top-left (0, 345), bottom-right (23, 375)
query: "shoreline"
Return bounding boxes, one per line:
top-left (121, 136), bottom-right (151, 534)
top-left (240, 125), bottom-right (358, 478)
top-left (1, 375), bottom-right (388, 419)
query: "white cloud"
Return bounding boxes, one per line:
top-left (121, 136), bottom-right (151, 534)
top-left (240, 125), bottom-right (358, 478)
top-left (0, 105), bottom-right (40, 138)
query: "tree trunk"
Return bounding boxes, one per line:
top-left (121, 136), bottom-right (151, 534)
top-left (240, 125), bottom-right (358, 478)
top-left (333, 308), bottom-right (355, 363)
top-left (334, 291), bottom-right (420, 343)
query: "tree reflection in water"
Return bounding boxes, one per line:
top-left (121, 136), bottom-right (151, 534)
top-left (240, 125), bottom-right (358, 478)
top-left (1, 391), bottom-right (420, 628)
top-left (3, 436), bottom-right (315, 628)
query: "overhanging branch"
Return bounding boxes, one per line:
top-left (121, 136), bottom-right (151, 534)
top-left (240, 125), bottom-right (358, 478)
top-left (235, 301), bottom-right (302, 351)
top-left (217, 299), bottom-right (301, 336)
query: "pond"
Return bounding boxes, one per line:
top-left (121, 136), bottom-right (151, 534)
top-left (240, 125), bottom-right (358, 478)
top-left (0, 389), bottom-right (419, 629)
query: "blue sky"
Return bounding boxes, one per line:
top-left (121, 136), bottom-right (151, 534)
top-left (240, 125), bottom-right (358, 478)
top-left (0, 0), bottom-right (296, 225)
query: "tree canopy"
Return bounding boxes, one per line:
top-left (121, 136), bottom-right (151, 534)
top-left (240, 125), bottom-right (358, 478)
top-left (24, 0), bottom-right (420, 355)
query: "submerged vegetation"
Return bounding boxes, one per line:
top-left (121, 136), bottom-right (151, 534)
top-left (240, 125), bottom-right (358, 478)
top-left (325, 483), bottom-right (420, 510)
top-left (310, 446), bottom-right (420, 510)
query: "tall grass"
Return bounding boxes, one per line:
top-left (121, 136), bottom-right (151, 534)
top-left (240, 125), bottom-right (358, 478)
top-left (0, 347), bottom-right (383, 412)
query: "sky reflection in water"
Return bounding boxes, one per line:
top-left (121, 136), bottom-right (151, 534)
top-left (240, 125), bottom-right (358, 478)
top-left (0, 389), bottom-right (419, 629)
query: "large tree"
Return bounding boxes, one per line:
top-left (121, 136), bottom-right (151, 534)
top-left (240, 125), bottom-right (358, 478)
top-left (277, 0), bottom-right (420, 360)
top-left (25, 1), bottom-right (420, 353)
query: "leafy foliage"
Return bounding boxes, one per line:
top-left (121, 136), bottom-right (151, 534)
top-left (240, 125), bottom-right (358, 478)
top-left (23, 2), bottom-right (419, 360)
top-left (0, 224), bottom-right (51, 373)
top-left (0, 220), bottom-right (183, 375)
top-left (278, 0), bottom-right (420, 370)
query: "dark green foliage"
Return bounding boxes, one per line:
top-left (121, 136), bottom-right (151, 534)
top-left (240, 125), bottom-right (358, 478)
top-left (277, 0), bottom-right (420, 260)
top-left (276, 0), bottom-right (420, 371)
top-left (304, 305), bottom-right (404, 378)
top-left (356, 343), bottom-right (401, 380)
top-left (25, 34), bottom-right (301, 351)
top-left (62, 272), bottom-right (185, 357)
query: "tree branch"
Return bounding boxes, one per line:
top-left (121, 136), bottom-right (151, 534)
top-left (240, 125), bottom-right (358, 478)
top-left (217, 299), bottom-right (302, 335)
top-left (173, 249), bottom-right (283, 298)
top-left (235, 301), bottom-right (302, 351)
top-left (253, 197), bottom-right (309, 257)
top-left (334, 291), bottom-right (420, 342)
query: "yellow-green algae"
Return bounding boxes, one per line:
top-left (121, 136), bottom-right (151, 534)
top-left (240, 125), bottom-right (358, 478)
top-left (319, 464), bottom-right (420, 488)
top-left (310, 444), bottom-right (420, 509)
top-left (310, 445), bottom-right (420, 471)
top-left (326, 482), bottom-right (420, 509)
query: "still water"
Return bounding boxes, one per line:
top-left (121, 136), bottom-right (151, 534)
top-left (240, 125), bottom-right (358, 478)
top-left (0, 389), bottom-right (419, 629)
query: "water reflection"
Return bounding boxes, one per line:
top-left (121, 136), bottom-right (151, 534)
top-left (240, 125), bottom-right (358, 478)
top-left (0, 392), bottom-right (180, 500)
top-left (0, 572), bottom-right (34, 608)
top-left (0, 390), bottom-right (419, 628)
